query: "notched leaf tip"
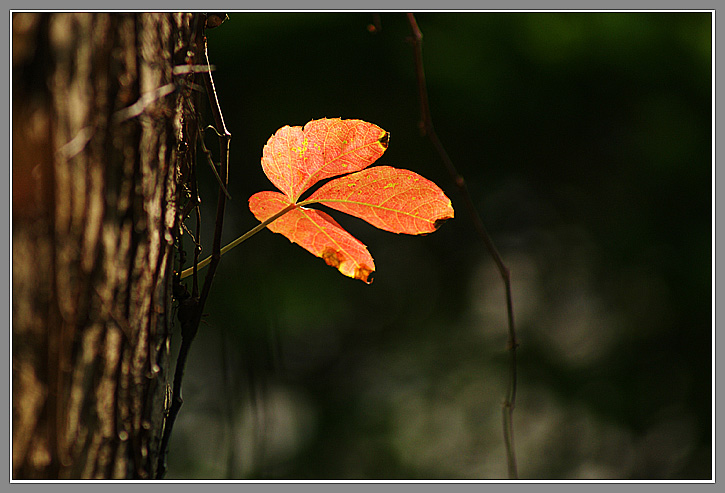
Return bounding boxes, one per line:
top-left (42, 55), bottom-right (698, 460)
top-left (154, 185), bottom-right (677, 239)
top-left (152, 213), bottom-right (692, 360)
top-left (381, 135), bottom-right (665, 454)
top-left (355, 265), bottom-right (374, 284)
top-left (433, 217), bottom-right (451, 230)
top-left (378, 131), bottom-right (390, 150)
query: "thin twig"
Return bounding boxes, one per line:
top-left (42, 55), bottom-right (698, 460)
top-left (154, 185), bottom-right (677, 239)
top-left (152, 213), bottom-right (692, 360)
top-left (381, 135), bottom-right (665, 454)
top-left (113, 83), bottom-right (177, 123)
top-left (192, 194), bottom-right (201, 298)
top-left (406, 13), bottom-right (519, 479)
top-left (57, 82), bottom-right (177, 160)
top-left (198, 123), bottom-right (232, 199)
top-left (172, 63), bottom-right (215, 75)
top-left (197, 34), bottom-right (230, 306)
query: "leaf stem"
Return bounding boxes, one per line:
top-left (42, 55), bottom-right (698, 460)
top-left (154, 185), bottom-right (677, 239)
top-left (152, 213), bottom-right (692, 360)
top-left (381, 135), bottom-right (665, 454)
top-left (179, 203), bottom-right (297, 279)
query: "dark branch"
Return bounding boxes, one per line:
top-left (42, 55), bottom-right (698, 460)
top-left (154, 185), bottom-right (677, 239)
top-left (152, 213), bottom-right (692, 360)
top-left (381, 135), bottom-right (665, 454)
top-left (406, 12), bottom-right (519, 480)
top-left (156, 16), bottom-right (231, 479)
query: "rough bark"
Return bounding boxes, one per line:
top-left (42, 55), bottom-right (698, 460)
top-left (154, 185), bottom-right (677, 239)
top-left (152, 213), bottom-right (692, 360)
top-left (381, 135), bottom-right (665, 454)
top-left (12, 12), bottom-right (202, 479)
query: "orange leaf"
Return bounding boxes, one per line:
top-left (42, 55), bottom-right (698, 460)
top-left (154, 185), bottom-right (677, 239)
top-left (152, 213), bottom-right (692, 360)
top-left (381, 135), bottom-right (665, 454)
top-left (261, 118), bottom-right (389, 202)
top-left (249, 191), bottom-right (375, 283)
top-left (249, 118), bottom-right (454, 283)
top-left (305, 166), bottom-right (454, 235)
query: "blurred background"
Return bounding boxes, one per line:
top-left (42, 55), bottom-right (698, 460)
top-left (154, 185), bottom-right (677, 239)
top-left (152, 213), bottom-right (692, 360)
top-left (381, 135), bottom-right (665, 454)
top-left (167, 12), bottom-right (712, 480)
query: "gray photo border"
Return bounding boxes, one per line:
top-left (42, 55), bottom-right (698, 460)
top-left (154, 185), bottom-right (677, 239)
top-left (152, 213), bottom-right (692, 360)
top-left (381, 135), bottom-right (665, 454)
top-left (6, 3), bottom-right (717, 489)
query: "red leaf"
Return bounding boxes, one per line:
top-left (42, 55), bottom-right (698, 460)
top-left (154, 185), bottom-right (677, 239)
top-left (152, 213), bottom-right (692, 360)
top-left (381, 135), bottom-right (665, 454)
top-left (305, 166), bottom-right (454, 234)
top-left (249, 191), bottom-right (375, 283)
top-left (261, 118), bottom-right (389, 202)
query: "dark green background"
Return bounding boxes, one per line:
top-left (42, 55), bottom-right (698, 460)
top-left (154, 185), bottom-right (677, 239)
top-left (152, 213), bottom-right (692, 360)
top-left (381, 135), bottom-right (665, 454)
top-left (167, 12), bottom-right (711, 480)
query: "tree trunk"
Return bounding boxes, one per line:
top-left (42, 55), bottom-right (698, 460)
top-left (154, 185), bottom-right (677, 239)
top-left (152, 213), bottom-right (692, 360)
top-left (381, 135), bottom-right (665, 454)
top-left (12, 12), bottom-right (203, 479)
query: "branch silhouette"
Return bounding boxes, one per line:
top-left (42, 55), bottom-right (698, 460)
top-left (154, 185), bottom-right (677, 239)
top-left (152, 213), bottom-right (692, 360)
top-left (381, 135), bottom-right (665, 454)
top-left (157, 18), bottom-right (231, 478)
top-left (406, 12), bottom-right (519, 480)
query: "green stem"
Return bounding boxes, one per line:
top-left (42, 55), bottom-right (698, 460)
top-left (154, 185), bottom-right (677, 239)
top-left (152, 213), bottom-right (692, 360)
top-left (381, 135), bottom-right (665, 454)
top-left (179, 203), bottom-right (297, 279)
